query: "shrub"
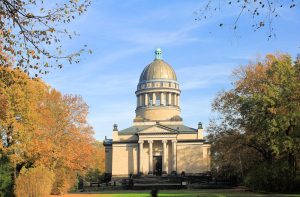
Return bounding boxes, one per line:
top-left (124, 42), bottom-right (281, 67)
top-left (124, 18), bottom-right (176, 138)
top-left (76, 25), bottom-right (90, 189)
top-left (51, 168), bottom-right (77, 195)
top-left (244, 161), bottom-right (295, 192)
top-left (84, 169), bottom-right (102, 182)
top-left (15, 166), bottom-right (54, 197)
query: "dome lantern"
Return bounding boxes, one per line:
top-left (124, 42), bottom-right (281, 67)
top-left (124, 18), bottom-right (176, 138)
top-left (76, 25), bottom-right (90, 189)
top-left (155, 48), bottom-right (162, 60)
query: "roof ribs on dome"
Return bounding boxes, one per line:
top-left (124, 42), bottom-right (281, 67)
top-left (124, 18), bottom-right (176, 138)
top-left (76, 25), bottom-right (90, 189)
top-left (139, 49), bottom-right (177, 82)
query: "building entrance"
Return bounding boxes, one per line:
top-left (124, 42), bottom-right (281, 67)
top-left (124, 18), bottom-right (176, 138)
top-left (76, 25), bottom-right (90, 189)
top-left (153, 156), bottom-right (162, 176)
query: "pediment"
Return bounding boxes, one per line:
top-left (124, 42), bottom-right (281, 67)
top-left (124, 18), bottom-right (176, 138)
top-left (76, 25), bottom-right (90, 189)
top-left (138, 124), bottom-right (178, 135)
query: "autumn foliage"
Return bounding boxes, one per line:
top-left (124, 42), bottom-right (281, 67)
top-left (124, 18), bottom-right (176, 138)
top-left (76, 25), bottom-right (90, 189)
top-left (15, 166), bottom-right (54, 197)
top-left (0, 66), bottom-right (104, 195)
top-left (208, 54), bottom-right (300, 191)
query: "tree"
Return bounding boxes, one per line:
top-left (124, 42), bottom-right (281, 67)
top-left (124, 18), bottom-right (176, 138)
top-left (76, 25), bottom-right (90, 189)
top-left (82, 141), bottom-right (105, 183)
top-left (93, 140), bottom-right (105, 173)
top-left (195, 0), bottom-right (299, 39)
top-left (0, 0), bottom-right (91, 75)
top-left (0, 66), bottom-right (101, 194)
top-left (208, 53), bottom-right (300, 191)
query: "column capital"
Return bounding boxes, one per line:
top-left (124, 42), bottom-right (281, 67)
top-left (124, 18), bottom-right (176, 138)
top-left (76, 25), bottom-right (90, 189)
top-left (138, 140), bottom-right (144, 144)
top-left (162, 140), bottom-right (168, 144)
top-left (171, 139), bottom-right (177, 143)
top-left (148, 140), bottom-right (153, 143)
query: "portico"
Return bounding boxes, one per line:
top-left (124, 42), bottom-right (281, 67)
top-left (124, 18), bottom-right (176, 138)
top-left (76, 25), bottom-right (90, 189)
top-left (138, 137), bottom-right (177, 175)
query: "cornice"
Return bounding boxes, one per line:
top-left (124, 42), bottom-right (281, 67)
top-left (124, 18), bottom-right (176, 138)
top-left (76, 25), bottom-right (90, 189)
top-left (135, 87), bottom-right (181, 95)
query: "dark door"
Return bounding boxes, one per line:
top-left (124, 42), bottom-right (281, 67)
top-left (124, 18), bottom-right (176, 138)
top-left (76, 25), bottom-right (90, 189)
top-left (153, 156), bottom-right (162, 176)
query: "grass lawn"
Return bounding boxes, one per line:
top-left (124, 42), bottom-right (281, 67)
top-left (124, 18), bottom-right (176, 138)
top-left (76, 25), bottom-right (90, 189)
top-left (52, 189), bottom-right (300, 197)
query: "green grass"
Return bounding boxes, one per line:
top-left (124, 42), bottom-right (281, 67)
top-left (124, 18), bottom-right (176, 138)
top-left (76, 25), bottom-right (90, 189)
top-left (71, 189), bottom-right (300, 197)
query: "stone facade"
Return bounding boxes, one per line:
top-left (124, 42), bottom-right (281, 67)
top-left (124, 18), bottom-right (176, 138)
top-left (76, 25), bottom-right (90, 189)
top-left (104, 49), bottom-right (211, 177)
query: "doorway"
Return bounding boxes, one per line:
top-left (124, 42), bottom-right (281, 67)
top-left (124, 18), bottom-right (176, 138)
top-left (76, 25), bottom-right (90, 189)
top-left (153, 156), bottom-right (162, 176)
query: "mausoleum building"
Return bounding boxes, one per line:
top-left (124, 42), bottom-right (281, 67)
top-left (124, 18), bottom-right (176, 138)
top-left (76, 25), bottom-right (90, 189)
top-left (104, 49), bottom-right (211, 177)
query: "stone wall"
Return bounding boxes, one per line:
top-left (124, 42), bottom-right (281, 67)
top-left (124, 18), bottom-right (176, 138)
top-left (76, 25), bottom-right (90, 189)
top-left (177, 143), bottom-right (210, 174)
top-left (112, 143), bottom-right (138, 176)
top-left (135, 106), bottom-right (180, 121)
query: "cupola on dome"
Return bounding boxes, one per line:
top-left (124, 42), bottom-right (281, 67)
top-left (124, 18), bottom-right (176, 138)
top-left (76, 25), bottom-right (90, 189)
top-left (139, 48), bottom-right (177, 82)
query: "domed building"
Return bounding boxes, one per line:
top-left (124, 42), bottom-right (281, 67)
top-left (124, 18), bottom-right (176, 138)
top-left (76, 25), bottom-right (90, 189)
top-left (104, 49), bottom-right (211, 177)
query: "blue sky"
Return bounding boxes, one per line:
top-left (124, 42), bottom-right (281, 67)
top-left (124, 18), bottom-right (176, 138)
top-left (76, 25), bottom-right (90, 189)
top-left (44, 0), bottom-right (300, 140)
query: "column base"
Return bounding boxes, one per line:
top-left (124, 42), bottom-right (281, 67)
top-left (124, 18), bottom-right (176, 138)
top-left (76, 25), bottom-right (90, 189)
top-left (171, 171), bottom-right (177, 176)
top-left (148, 171), bottom-right (153, 175)
top-left (162, 171), bottom-right (167, 176)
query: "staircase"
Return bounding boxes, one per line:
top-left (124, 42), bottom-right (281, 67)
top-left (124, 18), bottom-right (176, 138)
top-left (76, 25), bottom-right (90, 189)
top-left (130, 176), bottom-right (185, 190)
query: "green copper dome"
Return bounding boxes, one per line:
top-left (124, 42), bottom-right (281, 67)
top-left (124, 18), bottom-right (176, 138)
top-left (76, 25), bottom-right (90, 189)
top-left (139, 49), bottom-right (177, 82)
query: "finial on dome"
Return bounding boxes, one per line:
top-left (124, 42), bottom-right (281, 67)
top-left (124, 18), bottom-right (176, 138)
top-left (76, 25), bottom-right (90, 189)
top-left (155, 48), bottom-right (162, 60)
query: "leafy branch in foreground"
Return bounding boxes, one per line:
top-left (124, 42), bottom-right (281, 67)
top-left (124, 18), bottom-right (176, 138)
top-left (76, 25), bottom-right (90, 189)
top-left (0, 0), bottom-right (92, 75)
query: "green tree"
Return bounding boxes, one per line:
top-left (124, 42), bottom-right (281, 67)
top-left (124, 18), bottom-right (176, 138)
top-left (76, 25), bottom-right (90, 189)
top-left (208, 53), bottom-right (300, 191)
top-left (0, 0), bottom-right (91, 74)
top-left (0, 155), bottom-right (13, 197)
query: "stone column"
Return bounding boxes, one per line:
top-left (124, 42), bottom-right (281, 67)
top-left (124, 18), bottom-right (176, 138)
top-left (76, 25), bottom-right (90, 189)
top-left (148, 140), bottom-right (153, 175)
top-left (153, 92), bottom-right (156, 106)
top-left (161, 92), bottom-right (164, 105)
top-left (177, 95), bottom-right (180, 107)
top-left (139, 140), bottom-right (144, 175)
top-left (172, 140), bottom-right (177, 174)
top-left (145, 93), bottom-right (148, 106)
top-left (162, 140), bottom-right (167, 175)
top-left (168, 93), bottom-right (172, 105)
top-left (139, 95), bottom-right (143, 107)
